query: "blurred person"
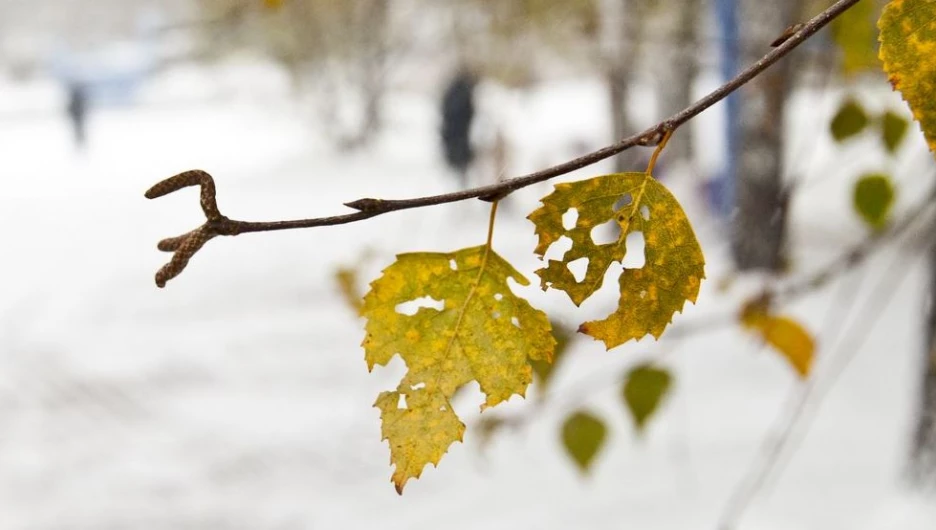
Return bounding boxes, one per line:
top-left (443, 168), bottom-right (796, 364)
top-left (440, 68), bottom-right (478, 188)
top-left (66, 82), bottom-right (89, 149)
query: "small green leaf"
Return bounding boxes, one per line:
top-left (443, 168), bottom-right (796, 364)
top-left (830, 99), bottom-right (869, 142)
top-left (561, 411), bottom-right (607, 473)
top-left (622, 365), bottom-right (672, 432)
top-left (853, 173), bottom-right (896, 230)
top-left (880, 110), bottom-right (909, 154)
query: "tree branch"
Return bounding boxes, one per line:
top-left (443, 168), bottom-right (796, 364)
top-left (146, 0), bottom-right (861, 286)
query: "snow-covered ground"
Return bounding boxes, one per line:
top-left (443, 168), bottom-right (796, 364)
top-left (1, 62), bottom-right (935, 529)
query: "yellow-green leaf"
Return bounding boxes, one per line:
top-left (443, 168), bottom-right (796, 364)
top-left (740, 300), bottom-right (815, 378)
top-left (622, 364), bottom-right (672, 432)
top-left (362, 246), bottom-right (555, 492)
top-left (853, 173), bottom-right (896, 229)
top-left (529, 172), bottom-right (704, 349)
top-left (831, 0), bottom-right (881, 74)
top-left (561, 411), bottom-right (607, 473)
top-left (879, 0), bottom-right (936, 152)
top-left (374, 389), bottom-right (464, 494)
top-left (881, 110), bottom-right (910, 153)
top-left (830, 99), bottom-right (870, 142)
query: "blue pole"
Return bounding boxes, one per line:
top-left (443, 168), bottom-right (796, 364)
top-left (715, 0), bottom-right (739, 219)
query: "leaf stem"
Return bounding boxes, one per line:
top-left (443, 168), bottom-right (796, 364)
top-left (485, 200), bottom-right (499, 250)
top-left (645, 129), bottom-right (674, 176)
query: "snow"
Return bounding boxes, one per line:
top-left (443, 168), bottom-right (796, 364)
top-left (1, 61), bottom-right (935, 529)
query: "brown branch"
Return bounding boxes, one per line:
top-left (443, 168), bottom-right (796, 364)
top-left (145, 0), bottom-right (861, 286)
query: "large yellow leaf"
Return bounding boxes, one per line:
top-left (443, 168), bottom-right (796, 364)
top-left (362, 246), bottom-right (555, 492)
top-left (529, 173), bottom-right (705, 349)
top-left (879, 0), bottom-right (936, 152)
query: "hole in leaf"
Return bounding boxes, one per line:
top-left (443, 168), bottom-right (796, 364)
top-left (613, 194), bottom-right (633, 211)
top-left (622, 232), bottom-right (646, 269)
top-left (640, 205), bottom-right (650, 220)
top-left (410, 382), bottom-right (426, 390)
top-left (494, 293), bottom-right (503, 301)
top-left (492, 311), bottom-right (501, 319)
top-left (449, 259), bottom-right (457, 271)
top-left (567, 257), bottom-right (589, 283)
top-left (397, 394), bottom-right (407, 409)
top-left (562, 208), bottom-right (579, 230)
top-left (639, 290), bottom-right (647, 299)
top-left (511, 316), bottom-right (521, 328)
top-left (395, 296), bottom-right (444, 316)
top-left (439, 405), bottom-right (447, 412)
top-left (544, 236), bottom-right (573, 261)
top-left (591, 220), bottom-right (622, 246)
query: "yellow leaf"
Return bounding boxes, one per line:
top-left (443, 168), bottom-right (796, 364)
top-left (879, 0), bottom-right (936, 153)
top-left (263, 0), bottom-right (284, 9)
top-left (528, 172), bottom-right (705, 349)
top-left (362, 246), bottom-right (555, 492)
top-left (740, 300), bottom-right (815, 378)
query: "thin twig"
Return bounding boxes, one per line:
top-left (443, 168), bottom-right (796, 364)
top-left (146, 0), bottom-right (861, 286)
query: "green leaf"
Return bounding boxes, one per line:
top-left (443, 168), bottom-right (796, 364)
top-left (362, 246), bottom-right (555, 493)
top-left (830, 99), bottom-right (870, 142)
top-left (622, 364), bottom-right (673, 432)
top-left (880, 110), bottom-right (910, 154)
top-left (853, 173), bottom-right (896, 230)
top-left (528, 173), bottom-right (705, 349)
top-left (561, 411), bottom-right (607, 473)
top-left (830, 0), bottom-right (881, 74)
top-left (879, 0), bottom-right (936, 153)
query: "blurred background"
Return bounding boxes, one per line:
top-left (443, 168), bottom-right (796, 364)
top-left (2, 0), bottom-right (936, 528)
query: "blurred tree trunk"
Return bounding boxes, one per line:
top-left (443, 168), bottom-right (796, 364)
top-left (730, 1), bottom-right (803, 271)
top-left (655, 0), bottom-right (701, 163)
top-left (910, 240), bottom-right (936, 486)
top-left (358, 0), bottom-right (389, 142)
top-left (600, 0), bottom-right (638, 173)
